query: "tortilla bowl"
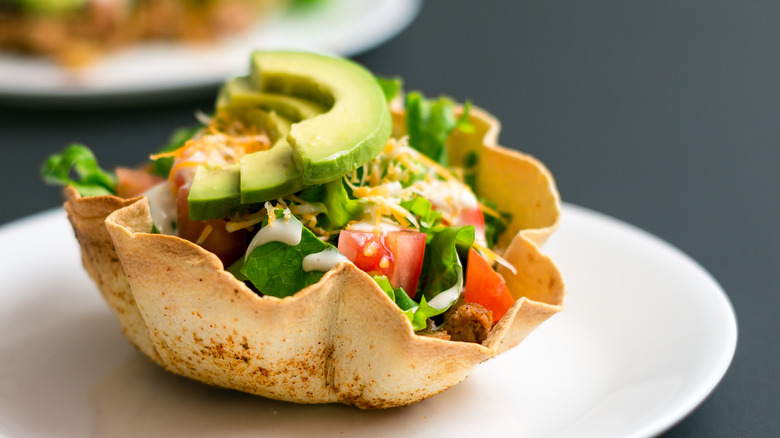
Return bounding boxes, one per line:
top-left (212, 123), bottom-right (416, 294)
top-left (62, 107), bottom-right (565, 408)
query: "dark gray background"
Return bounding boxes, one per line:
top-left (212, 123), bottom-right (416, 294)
top-left (1, 1), bottom-right (777, 436)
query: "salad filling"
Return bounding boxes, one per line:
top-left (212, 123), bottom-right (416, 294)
top-left (43, 53), bottom-right (519, 344)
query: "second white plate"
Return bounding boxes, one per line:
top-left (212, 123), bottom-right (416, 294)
top-left (0, 203), bottom-right (736, 437)
top-left (0, 0), bottom-right (420, 102)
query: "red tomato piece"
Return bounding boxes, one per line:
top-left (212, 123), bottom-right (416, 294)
top-left (177, 186), bottom-right (247, 266)
top-left (464, 247), bottom-right (515, 322)
top-left (454, 206), bottom-right (486, 245)
top-left (338, 229), bottom-right (426, 297)
top-left (115, 167), bottom-right (164, 198)
top-left (385, 231), bottom-right (427, 296)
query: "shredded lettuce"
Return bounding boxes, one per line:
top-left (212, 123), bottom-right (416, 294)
top-left (481, 198), bottom-right (511, 249)
top-left (420, 225), bottom-right (474, 301)
top-left (406, 92), bottom-right (474, 166)
top-left (462, 150), bottom-right (479, 192)
top-left (376, 76), bottom-right (403, 103)
top-left (295, 179), bottom-right (364, 231)
top-left (41, 143), bottom-right (117, 196)
top-left (373, 275), bottom-right (449, 331)
top-left (323, 178), bottom-right (364, 229)
top-left (404, 295), bottom-right (451, 331)
top-left (373, 275), bottom-right (415, 310)
top-left (400, 196), bottom-right (442, 232)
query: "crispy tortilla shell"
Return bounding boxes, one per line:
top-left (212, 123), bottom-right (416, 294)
top-left (63, 107), bottom-right (564, 408)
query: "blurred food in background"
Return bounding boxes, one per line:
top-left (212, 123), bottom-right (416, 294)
top-left (0, 0), bottom-right (321, 67)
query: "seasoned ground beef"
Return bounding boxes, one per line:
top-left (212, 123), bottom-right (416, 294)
top-left (443, 303), bottom-right (493, 344)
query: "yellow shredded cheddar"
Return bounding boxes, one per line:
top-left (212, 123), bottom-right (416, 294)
top-left (477, 200), bottom-right (502, 218)
top-left (195, 224), bottom-right (213, 245)
top-left (473, 241), bottom-right (517, 275)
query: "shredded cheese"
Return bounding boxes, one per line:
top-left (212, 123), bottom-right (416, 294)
top-left (473, 241), bottom-right (517, 275)
top-left (478, 200), bottom-right (502, 218)
top-left (225, 208), bottom-right (268, 233)
top-left (195, 224), bottom-right (213, 245)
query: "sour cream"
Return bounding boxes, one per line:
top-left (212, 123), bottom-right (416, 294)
top-left (411, 178), bottom-right (479, 215)
top-left (144, 181), bottom-right (177, 236)
top-left (426, 268), bottom-right (463, 311)
top-left (302, 247), bottom-right (349, 272)
top-left (244, 211), bottom-right (302, 260)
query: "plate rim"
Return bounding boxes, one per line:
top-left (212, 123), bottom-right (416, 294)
top-left (0, 202), bottom-right (738, 438)
top-left (555, 203), bottom-right (738, 438)
top-left (0, 0), bottom-right (422, 103)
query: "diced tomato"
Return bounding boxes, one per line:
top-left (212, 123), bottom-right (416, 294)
top-left (454, 206), bottom-right (486, 245)
top-left (115, 167), bottom-right (164, 198)
top-left (338, 229), bottom-right (426, 297)
top-left (385, 231), bottom-right (428, 296)
top-left (464, 247), bottom-right (515, 322)
top-left (177, 186), bottom-right (247, 266)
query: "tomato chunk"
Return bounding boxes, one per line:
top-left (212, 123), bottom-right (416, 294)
top-left (115, 167), bottom-right (164, 198)
top-left (454, 206), bottom-right (486, 245)
top-left (338, 229), bottom-right (426, 297)
top-left (464, 247), bottom-right (515, 322)
top-left (177, 186), bottom-right (247, 266)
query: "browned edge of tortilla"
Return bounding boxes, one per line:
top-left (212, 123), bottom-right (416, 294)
top-left (393, 104), bottom-right (566, 351)
top-left (63, 186), bottom-right (161, 364)
top-left (60, 104), bottom-right (565, 408)
top-left (105, 198), bottom-right (494, 407)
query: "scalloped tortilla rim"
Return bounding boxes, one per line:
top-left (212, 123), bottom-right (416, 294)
top-left (62, 106), bottom-right (565, 408)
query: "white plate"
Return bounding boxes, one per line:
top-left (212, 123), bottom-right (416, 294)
top-left (0, 0), bottom-right (420, 103)
top-left (0, 203), bottom-right (736, 438)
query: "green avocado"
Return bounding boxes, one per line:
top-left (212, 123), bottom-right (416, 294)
top-left (187, 108), bottom-right (292, 220)
top-left (247, 51), bottom-right (392, 186)
top-left (217, 77), bottom-right (328, 122)
top-left (187, 51), bottom-right (391, 219)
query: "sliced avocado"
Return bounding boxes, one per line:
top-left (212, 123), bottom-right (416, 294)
top-left (189, 51), bottom-right (392, 217)
top-left (239, 115), bottom-right (304, 203)
top-left (248, 51), bottom-right (392, 185)
top-left (240, 137), bottom-right (302, 203)
top-left (188, 164), bottom-right (242, 221)
top-left (217, 77), bottom-right (328, 122)
top-left (187, 108), bottom-right (291, 220)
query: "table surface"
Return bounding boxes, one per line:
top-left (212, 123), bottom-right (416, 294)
top-left (1, 1), bottom-right (777, 437)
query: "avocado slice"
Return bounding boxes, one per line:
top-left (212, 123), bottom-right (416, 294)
top-left (187, 108), bottom-right (292, 220)
top-left (239, 115), bottom-right (306, 203)
top-left (188, 164), bottom-right (242, 221)
top-left (217, 77), bottom-right (328, 122)
top-left (188, 51), bottom-right (392, 218)
top-left (239, 137), bottom-right (302, 203)
top-left (246, 51), bottom-right (392, 186)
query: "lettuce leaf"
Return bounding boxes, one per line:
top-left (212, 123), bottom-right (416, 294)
top-left (373, 275), bottom-right (416, 310)
top-left (404, 295), bottom-right (451, 331)
top-left (420, 225), bottom-right (474, 302)
top-left (373, 275), bottom-right (449, 331)
top-left (41, 143), bottom-right (117, 196)
top-left (481, 198), bottom-right (512, 249)
top-left (406, 92), bottom-right (473, 166)
top-left (322, 178), bottom-right (364, 230)
top-left (376, 76), bottom-right (403, 103)
top-left (295, 179), bottom-right (363, 231)
top-left (400, 196), bottom-right (442, 232)
top-left (240, 213), bottom-right (332, 297)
